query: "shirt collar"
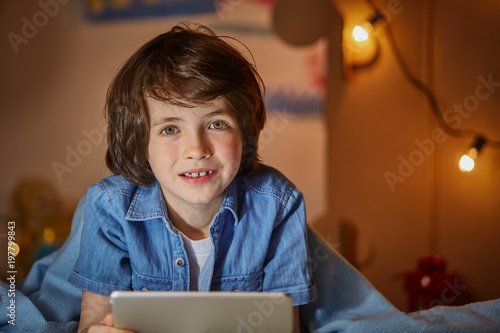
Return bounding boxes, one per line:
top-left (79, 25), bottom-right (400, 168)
top-left (125, 181), bottom-right (167, 221)
top-left (125, 177), bottom-right (240, 226)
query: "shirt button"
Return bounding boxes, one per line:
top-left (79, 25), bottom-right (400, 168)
top-left (175, 257), bottom-right (185, 267)
top-left (140, 287), bottom-right (148, 291)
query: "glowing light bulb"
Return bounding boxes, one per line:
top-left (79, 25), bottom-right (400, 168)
top-left (459, 154), bottom-right (475, 172)
top-left (9, 242), bottom-right (20, 257)
top-left (458, 137), bottom-right (486, 172)
top-left (352, 25), bottom-right (370, 42)
top-left (43, 227), bottom-right (56, 244)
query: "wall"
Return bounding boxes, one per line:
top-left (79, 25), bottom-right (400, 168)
top-left (313, 0), bottom-right (500, 310)
top-left (0, 1), bottom-right (327, 279)
top-left (1, 0), bottom-right (499, 312)
top-left (433, 0), bottom-right (500, 308)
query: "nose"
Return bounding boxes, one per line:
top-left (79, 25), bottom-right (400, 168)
top-left (183, 131), bottom-right (212, 160)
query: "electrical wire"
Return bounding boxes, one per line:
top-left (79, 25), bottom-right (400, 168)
top-left (362, 0), bottom-right (500, 149)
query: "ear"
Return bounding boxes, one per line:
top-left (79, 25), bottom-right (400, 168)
top-left (272, 0), bottom-right (343, 46)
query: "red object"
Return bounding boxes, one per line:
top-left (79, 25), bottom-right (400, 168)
top-left (403, 254), bottom-right (460, 312)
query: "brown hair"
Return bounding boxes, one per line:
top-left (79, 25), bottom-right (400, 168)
top-left (105, 23), bottom-right (266, 186)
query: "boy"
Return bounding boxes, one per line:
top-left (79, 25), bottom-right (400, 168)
top-left (68, 24), bottom-right (316, 332)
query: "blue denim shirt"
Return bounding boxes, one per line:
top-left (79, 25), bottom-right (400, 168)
top-left (68, 164), bottom-right (316, 306)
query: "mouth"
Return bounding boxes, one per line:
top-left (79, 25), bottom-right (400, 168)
top-left (181, 170), bottom-right (215, 178)
top-left (179, 169), bottom-right (217, 185)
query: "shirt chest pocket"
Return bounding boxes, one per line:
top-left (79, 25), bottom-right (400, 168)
top-left (210, 271), bottom-right (263, 292)
top-left (131, 269), bottom-right (173, 291)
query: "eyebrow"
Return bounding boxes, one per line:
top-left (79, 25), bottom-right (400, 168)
top-left (204, 110), bottom-right (233, 118)
top-left (151, 109), bottom-right (234, 128)
top-left (151, 117), bottom-right (183, 128)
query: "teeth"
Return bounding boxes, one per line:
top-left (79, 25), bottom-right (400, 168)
top-left (183, 171), bottom-right (213, 178)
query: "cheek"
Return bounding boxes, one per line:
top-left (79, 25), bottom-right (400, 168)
top-left (146, 141), bottom-right (157, 164)
top-left (227, 138), bottom-right (243, 167)
top-left (147, 140), bottom-right (177, 166)
top-left (215, 136), bottom-right (242, 165)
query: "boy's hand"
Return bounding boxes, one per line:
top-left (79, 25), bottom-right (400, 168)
top-left (79, 291), bottom-right (136, 333)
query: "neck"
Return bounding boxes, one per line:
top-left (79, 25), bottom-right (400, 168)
top-left (165, 197), bottom-right (223, 241)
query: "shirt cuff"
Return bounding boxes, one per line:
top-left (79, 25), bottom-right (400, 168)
top-left (281, 282), bottom-right (318, 306)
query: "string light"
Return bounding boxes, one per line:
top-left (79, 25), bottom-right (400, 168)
top-left (458, 155), bottom-right (474, 172)
top-left (345, 11), bottom-right (385, 71)
top-left (359, 0), bottom-right (500, 173)
top-left (43, 227), bottom-right (57, 244)
top-left (345, 0), bottom-right (500, 174)
top-left (352, 25), bottom-right (369, 42)
top-left (9, 242), bottom-right (20, 257)
top-left (459, 136), bottom-right (486, 172)
top-left (351, 11), bottom-right (384, 43)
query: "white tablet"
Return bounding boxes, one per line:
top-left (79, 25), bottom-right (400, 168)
top-left (110, 291), bottom-right (293, 333)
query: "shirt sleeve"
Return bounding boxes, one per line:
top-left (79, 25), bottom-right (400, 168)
top-left (262, 187), bottom-right (317, 306)
top-left (68, 185), bottom-right (133, 295)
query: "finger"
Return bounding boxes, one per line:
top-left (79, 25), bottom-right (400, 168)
top-left (88, 324), bottom-right (113, 333)
top-left (104, 314), bottom-right (136, 333)
top-left (104, 313), bottom-right (114, 327)
top-left (89, 323), bottom-right (135, 333)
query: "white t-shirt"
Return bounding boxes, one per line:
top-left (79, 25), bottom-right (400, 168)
top-left (179, 233), bottom-right (213, 291)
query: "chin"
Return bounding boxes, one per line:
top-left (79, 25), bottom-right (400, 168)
top-left (186, 191), bottom-right (224, 206)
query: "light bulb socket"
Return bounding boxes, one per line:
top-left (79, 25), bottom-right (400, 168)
top-left (369, 11), bottom-right (385, 26)
top-left (472, 136), bottom-right (486, 153)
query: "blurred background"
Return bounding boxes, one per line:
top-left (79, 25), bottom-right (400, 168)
top-left (1, 0), bottom-right (499, 312)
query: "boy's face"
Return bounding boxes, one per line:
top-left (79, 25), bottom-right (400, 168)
top-left (147, 97), bottom-right (242, 214)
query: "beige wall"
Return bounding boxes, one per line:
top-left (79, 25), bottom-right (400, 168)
top-left (1, 0), bottom-right (499, 312)
top-left (314, 0), bottom-right (500, 310)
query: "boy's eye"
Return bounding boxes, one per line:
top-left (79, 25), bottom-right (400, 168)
top-left (161, 126), bottom-right (178, 135)
top-left (210, 121), bottom-right (226, 129)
